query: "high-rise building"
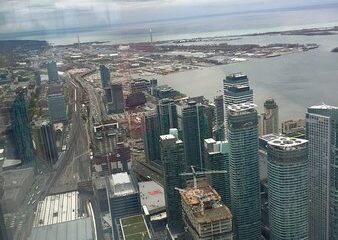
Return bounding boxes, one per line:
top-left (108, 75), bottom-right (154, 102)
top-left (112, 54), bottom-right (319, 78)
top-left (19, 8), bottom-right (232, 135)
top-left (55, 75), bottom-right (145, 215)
top-left (223, 73), bottom-right (253, 139)
top-left (260, 98), bottom-right (279, 135)
top-left (11, 91), bottom-right (35, 165)
top-left (40, 121), bottom-right (58, 164)
top-left (107, 83), bottom-right (124, 114)
top-left (47, 61), bottom-right (58, 82)
top-left (267, 137), bottom-right (309, 240)
top-left (143, 113), bottom-right (160, 165)
top-left (214, 95), bottom-right (225, 140)
top-left (160, 133), bottom-right (185, 233)
top-left (178, 101), bottom-right (210, 169)
top-left (306, 104), bottom-right (338, 239)
top-left (204, 138), bottom-right (231, 206)
top-left (227, 103), bottom-right (260, 240)
top-left (157, 98), bottom-right (178, 135)
top-left (48, 93), bottom-right (67, 122)
top-left (0, 176), bottom-right (8, 240)
top-left (179, 184), bottom-right (233, 240)
top-left (99, 65), bottom-right (111, 88)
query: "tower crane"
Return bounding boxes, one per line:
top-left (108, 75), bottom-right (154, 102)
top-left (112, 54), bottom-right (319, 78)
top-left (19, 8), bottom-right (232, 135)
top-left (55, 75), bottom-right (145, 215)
top-left (179, 165), bottom-right (227, 189)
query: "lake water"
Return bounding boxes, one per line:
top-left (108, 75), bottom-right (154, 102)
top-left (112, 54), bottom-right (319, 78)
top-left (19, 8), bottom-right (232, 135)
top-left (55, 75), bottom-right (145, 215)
top-left (156, 34), bottom-right (338, 121)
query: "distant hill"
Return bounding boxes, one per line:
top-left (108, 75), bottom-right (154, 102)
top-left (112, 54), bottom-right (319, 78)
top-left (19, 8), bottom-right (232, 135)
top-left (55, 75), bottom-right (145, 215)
top-left (0, 40), bottom-right (48, 54)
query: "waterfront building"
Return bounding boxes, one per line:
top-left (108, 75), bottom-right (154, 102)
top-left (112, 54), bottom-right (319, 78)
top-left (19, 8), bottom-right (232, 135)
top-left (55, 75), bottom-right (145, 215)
top-left (204, 138), bottom-right (231, 206)
top-left (11, 91), bottom-right (35, 165)
top-left (99, 65), bottom-right (111, 88)
top-left (223, 73), bottom-right (253, 139)
top-left (143, 112), bottom-right (160, 165)
top-left (40, 120), bottom-right (58, 164)
top-left (267, 137), bottom-right (309, 240)
top-left (260, 98), bottom-right (279, 135)
top-left (47, 61), bottom-right (58, 82)
top-left (160, 133), bottom-right (185, 233)
top-left (179, 184), bottom-right (233, 240)
top-left (306, 104), bottom-right (338, 239)
top-left (214, 95), bottom-right (225, 140)
top-left (227, 103), bottom-right (260, 240)
top-left (48, 93), bottom-right (67, 122)
top-left (178, 101), bottom-right (210, 169)
top-left (157, 98), bottom-right (178, 135)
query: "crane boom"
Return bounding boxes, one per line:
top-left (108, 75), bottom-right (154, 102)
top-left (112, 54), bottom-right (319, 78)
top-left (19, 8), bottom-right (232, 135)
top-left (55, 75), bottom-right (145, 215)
top-left (179, 165), bottom-right (227, 189)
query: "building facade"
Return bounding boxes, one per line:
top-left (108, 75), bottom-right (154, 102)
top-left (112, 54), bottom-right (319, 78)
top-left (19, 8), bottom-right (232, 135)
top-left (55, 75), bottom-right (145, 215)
top-left (11, 91), bottom-right (35, 165)
top-left (160, 133), bottom-right (185, 233)
top-left (143, 113), bottom-right (160, 165)
top-left (204, 138), bottom-right (231, 207)
top-left (47, 61), bottom-right (58, 82)
top-left (107, 83), bottom-right (124, 114)
top-left (227, 103), bottom-right (261, 240)
top-left (260, 98), bottom-right (279, 135)
top-left (40, 121), bottom-right (58, 164)
top-left (267, 137), bottom-right (309, 240)
top-left (48, 93), bottom-right (67, 122)
top-left (157, 98), bottom-right (178, 135)
top-left (306, 104), bottom-right (338, 240)
top-left (223, 73), bottom-right (253, 139)
top-left (99, 65), bottom-right (111, 88)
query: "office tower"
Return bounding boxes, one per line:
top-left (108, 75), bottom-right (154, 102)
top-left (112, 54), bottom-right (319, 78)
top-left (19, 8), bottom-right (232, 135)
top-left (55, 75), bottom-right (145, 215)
top-left (260, 98), bottom-right (279, 135)
top-left (11, 91), bottom-right (35, 165)
top-left (307, 104), bottom-right (338, 239)
top-left (214, 95), bottom-right (225, 140)
top-left (100, 65), bottom-right (111, 88)
top-left (179, 184), bottom-right (233, 240)
top-left (179, 101), bottom-right (210, 169)
top-left (223, 73), bottom-right (253, 139)
top-left (227, 103), bottom-right (260, 240)
top-left (47, 61), bottom-right (58, 82)
top-left (107, 83), bottom-right (124, 114)
top-left (204, 138), bottom-right (231, 206)
top-left (48, 93), bottom-right (67, 122)
top-left (157, 98), bottom-right (178, 135)
top-left (143, 113), bottom-right (160, 165)
top-left (267, 137), bottom-right (309, 240)
top-left (160, 133), bottom-right (185, 233)
top-left (40, 121), bottom-right (58, 164)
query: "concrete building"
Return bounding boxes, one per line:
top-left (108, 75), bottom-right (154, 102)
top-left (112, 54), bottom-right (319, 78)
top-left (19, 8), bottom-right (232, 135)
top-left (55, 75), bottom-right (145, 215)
top-left (157, 98), bottom-right (178, 135)
top-left (223, 73), bottom-right (253, 139)
top-left (227, 103), bottom-right (261, 240)
top-left (306, 104), bottom-right (338, 239)
top-left (106, 172), bottom-right (141, 239)
top-left (281, 119), bottom-right (305, 135)
top-left (47, 61), bottom-right (58, 82)
top-left (106, 83), bottom-right (124, 114)
top-left (11, 91), bottom-right (35, 165)
top-left (260, 98), bottom-right (279, 135)
top-left (204, 138), bottom-right (230, 206)
top-left (100, 65), bottom-right (111, 88)
top-left (267, 137), bottom-right (309, 240)
top-left (178, 101), bottom-right (210, 169)
top-left (160, 133), bottom-right (185, 233)
top-left (143, 113), bottom-right (160, 166)
top-left (48, 93), bottom-right (67, 122)
top-left (179, 184), bottom-right (233, 240)
top-left (28, 191), bottom-right (96, 240)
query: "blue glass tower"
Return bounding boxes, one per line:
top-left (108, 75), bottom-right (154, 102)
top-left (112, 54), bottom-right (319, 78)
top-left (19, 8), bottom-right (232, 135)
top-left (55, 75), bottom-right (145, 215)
top-left (227, 103), bottom-right (261, 240)
top-left (99, 65), bottom-right (111, 89)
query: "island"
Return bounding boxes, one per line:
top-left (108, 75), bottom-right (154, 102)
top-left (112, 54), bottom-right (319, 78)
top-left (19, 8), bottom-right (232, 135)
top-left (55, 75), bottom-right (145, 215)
top-left (332, 47), bottom-right (338, 52)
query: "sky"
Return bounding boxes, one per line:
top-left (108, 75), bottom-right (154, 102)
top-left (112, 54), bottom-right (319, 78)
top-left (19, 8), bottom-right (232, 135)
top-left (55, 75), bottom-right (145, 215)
top-left (0, 0), bottom-right (337, 34)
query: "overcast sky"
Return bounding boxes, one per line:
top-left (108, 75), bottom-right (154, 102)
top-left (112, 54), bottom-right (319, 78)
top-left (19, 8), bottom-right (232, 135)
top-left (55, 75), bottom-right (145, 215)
top-left (0, 0), bottom-right (336, 34)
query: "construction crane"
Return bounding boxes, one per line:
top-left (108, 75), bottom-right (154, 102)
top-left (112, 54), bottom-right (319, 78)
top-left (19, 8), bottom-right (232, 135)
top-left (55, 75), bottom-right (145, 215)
top-left (179, 165), bottom-right (227, 189)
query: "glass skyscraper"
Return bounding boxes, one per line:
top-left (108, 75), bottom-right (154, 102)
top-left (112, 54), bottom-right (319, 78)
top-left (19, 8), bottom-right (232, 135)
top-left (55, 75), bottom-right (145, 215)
top-left (47, 61), bottom-right (58, 82)
top-left (160, 133), bottom-right (185, 233)
top-left (267, 137), bottom-right (309, 240)
top-left (11, 90), bottom-right (35, 165)
top-left (223, 73), bottom-right (253, 139)
top-left (99, 64), bottom-right (111, 88)
top-left (143, 112), bottom-right (160, 165)
top-left (306, 104), bottom-right (338, 239)
top-left (227, 103), bottom-right (260, 240)
top-left (157, 98), bottom-right (178, 135)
